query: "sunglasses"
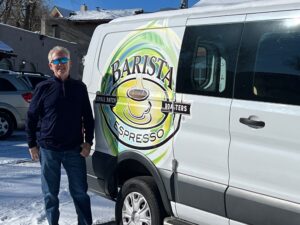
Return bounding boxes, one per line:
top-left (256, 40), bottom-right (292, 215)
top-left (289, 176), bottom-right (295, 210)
top-left (51, 57), bottom-right (70, 65)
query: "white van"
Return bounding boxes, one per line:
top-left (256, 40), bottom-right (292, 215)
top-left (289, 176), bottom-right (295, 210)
top-left (82, 1), bottom-right (300, 224)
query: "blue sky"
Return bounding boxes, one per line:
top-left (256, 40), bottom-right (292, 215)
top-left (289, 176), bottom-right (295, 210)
top-left (51, 0), bottom-right (200, 12)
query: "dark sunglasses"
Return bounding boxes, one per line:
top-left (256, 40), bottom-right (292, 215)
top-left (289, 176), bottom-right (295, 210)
top-left (51, 57), bottom-right (70, 65)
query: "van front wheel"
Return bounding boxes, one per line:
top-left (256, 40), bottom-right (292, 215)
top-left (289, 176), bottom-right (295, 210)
top-left (115, 176), bottom-right (164, 225)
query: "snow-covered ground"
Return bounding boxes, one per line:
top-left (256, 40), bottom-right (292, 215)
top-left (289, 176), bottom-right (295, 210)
top-left (0, 131), bottom-right (115, 225)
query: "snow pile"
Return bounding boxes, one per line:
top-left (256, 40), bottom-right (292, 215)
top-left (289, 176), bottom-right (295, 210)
top-left (0, 131), bottom-right (115, 225)
top-left (68, 8), bottom-right (143, 21)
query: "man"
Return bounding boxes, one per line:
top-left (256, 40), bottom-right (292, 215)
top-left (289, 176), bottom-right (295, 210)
top-left (26, 46), bottom-right (94, 225)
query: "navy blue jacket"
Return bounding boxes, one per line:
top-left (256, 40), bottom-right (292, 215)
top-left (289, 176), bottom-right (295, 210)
top-left (26, 76), bottom-right (94, 151)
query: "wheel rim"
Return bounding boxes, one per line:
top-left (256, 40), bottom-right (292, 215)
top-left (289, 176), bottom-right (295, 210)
top-left (0, 116), bottom-right (9, 136)
top-left (122, 192), bottom-right (151, 225)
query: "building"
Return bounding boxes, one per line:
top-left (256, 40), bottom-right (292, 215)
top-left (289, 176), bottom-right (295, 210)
top-left (42, 5), bottom-right (143, 74)
top-left (0, 23), bottom-right (80, 78)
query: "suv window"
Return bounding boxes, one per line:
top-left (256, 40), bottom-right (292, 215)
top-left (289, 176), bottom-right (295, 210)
top-left (0, 78), bottom-right (17, 91)
top-left (235, 19), bottom-right (300, 105)
top-left (22, 76), bottom-right (48, 89)
top-left (176, 23), bottom-right (243, 98)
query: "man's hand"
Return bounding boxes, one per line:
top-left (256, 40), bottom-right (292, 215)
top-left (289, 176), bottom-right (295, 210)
top-left (29, 146), bottom-right (39, 161)
top-left (80, 142), bottom-right (91, 157)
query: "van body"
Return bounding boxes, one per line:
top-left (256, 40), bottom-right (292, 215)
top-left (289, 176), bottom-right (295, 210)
top-left (83, 1), bottom-right (300, 224)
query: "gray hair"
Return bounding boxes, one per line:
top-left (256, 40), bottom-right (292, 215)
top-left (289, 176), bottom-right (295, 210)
top-left (48, 46), bottom-right (70, 63)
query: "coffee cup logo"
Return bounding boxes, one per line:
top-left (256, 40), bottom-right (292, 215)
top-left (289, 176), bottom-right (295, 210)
top-left (124, 75), bottom-right (152, 124)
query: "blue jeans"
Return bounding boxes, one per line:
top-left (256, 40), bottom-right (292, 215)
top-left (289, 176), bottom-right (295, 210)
top-left (40, 147), bottom-right (92, 225)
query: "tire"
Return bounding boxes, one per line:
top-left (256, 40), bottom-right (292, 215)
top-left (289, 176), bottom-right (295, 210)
top-left (0, 112), bottom-right (14, 139)
top-left (115, 176), bottom-right (165, 225)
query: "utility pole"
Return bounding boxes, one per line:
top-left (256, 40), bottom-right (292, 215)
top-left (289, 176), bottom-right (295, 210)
top-left (180, 0), bottom-right (188, 9)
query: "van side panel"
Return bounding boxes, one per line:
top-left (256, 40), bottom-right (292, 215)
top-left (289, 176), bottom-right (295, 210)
top-left (174, 16), bottom-right (244, 224)
top-left (229, 13), bottom-right (300, 225)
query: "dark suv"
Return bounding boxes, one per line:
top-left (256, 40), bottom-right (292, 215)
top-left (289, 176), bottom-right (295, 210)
top-left (18, 71), bottom-right (51, 89)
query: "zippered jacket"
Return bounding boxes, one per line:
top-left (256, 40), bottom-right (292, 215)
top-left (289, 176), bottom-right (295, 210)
top-left (26, 76), bottom-right (94, 151)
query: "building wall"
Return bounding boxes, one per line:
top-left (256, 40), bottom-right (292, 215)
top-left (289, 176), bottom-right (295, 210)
top-left (0, 23), bottom-right (81, 79)
top-left (41, 17), bottom-right (109, 76)
top-left (42, 17), bottom-right (108, 57)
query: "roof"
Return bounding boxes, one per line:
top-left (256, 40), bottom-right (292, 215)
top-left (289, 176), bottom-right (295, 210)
top-left (193, 0), bottom-right (275, 7)
top-left (192, 0), bottom-right (300, 9)
top-left (50, 6), bottom-right (74, 18)
top-left (68, 8), bottom-right (143, 21)
top-left (111, 0), bottom-right (300, 23)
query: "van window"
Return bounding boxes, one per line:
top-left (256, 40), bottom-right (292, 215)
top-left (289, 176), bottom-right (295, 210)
top-left (177, 23), bottom-right (243, 98)
top-left (235, 19), bottom-right (300, 105)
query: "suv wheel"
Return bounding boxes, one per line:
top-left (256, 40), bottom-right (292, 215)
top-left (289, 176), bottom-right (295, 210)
top-left (115, 176), bottom-right (165, 225)
top-left (0, 112), bottom-right (13, 139)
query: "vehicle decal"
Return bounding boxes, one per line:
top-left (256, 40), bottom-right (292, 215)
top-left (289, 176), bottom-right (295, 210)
top-left (96, 20), bottom-right (189, 163)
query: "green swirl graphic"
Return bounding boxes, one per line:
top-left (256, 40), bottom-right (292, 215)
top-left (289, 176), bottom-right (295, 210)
top-left (99, 20), bottom-right (181, 164)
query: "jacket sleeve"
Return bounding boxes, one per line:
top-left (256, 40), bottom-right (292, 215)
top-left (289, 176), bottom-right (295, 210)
top-left (82, 84), bottom-right (94, 145)
top-left (26, 85), bottom-right (43, 148)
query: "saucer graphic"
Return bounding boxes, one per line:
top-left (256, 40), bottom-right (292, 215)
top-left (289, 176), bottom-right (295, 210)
top-left (123, 106), bottom-right (152, 125)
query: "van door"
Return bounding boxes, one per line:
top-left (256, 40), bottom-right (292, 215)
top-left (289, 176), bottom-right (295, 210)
top-left (228, 12), bottom-right (300, 225)
top-left (173, 16), bottom-right (244, 224)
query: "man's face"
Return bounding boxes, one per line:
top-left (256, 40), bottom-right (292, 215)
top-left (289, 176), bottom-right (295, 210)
top-left (49, 50), bottom-right (71, 80)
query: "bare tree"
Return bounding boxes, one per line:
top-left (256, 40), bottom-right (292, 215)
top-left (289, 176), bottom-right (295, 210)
top-left (0, 0), bottom-right (50, 31)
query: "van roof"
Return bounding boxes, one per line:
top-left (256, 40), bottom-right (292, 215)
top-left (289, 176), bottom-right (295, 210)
top-left (111, 0), bottom-right (300, 24)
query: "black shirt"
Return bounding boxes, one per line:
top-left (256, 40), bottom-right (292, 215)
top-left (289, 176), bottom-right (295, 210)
top-left (26, 76), bottom-right (94, 151)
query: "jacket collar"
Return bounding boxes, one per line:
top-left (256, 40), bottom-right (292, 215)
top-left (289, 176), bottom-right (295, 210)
top-left (53, 75), bottom-right (71, 83)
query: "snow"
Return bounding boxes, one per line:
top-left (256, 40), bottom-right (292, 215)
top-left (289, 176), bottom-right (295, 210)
top-left (68, 8), bottom-right (143, 21)
top-left (0, 131), bottom-right (115, 225)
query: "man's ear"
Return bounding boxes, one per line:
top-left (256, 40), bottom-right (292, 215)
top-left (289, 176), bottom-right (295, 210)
top-left (49, 63), bottom-right (53, 71)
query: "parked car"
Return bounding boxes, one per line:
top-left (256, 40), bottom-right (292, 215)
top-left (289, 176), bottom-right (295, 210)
top-left (17, 71), bottom-right (51, 89)
top-left (0, 70), bottom-right (49, 139)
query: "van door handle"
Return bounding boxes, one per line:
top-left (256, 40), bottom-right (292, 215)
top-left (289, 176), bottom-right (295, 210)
top-left (239, 117), bottom-right (265, 129)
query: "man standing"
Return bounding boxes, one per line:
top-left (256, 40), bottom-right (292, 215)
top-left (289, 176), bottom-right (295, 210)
top-left (26, 46), bottom-right (94, 225)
